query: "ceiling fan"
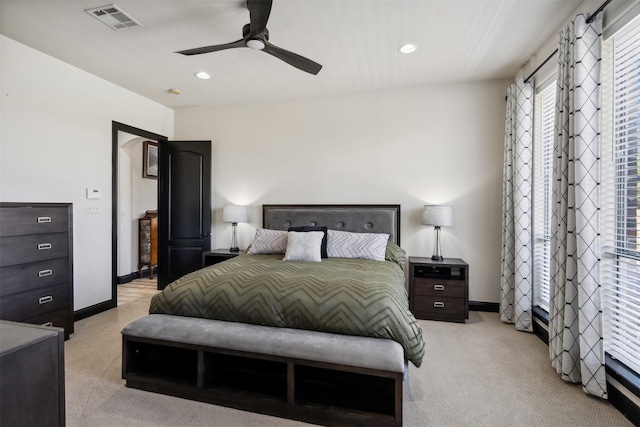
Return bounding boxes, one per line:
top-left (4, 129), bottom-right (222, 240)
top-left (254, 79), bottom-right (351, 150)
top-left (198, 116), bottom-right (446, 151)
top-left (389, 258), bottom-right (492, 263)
top-left (176, 0), bottom-right (322, 75)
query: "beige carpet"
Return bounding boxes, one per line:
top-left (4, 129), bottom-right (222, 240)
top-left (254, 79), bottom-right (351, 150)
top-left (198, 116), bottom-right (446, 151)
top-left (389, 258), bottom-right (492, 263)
top-left (65, 291), bottom-right (634, 426)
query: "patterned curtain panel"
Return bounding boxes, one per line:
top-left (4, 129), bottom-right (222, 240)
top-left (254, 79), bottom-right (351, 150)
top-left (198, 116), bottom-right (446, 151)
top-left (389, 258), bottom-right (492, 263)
top-left (500, 78), bottom-right (534, 332)
top-left (548, 13), bottom-right (606, 398)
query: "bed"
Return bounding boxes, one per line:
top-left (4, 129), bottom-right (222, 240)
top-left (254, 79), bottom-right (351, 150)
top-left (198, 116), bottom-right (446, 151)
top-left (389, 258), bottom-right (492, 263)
top-left (122, 204), bottom-right (424, 426)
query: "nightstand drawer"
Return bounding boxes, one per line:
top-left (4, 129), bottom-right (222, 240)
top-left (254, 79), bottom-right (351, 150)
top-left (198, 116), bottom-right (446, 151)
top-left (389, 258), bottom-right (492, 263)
top-left (413, 296), bottom-right (466, 318)
top-left (413, 278), bottom-right (465, 298)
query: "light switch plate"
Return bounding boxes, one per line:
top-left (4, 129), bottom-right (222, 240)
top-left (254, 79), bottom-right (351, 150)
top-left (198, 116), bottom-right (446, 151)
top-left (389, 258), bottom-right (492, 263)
top-left (86, 201), bottom-right (100, 214)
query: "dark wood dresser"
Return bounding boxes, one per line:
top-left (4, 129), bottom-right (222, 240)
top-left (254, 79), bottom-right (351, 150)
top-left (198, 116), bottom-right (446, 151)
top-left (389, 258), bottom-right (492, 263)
top-left (138, 210), bottom-right (158, 278)
top-left (408, 257), bottom-right (469, 323)
top-left (0, 320), bottom-right (65, 427)
top-left (0, 202), bottom-right (74, 339)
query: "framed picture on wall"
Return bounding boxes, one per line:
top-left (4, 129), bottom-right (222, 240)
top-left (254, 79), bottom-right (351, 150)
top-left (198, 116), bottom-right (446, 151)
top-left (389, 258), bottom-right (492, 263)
top-left (143, 141), bottom-right (158, 179)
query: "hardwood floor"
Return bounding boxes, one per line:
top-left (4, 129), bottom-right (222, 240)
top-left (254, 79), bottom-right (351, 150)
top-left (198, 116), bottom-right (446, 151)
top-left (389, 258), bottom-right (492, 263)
top-left (117, 278), bottom-right (160, 305)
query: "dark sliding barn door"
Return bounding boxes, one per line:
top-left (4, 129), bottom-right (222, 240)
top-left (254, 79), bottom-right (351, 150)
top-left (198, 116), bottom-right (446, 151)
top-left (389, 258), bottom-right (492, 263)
top-left (157, 140), bottom-right (211, 290)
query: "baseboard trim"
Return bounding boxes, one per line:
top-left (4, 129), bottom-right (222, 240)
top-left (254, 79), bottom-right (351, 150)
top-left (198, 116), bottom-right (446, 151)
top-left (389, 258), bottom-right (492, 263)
top-left (118, 272), bottom-right (138, 284)
top-left (74, 300), bottom-right (115, 321)
top-left (469, 301), bottom-right (499, 312)
top-left (118, 268), bottom-right (154, 284)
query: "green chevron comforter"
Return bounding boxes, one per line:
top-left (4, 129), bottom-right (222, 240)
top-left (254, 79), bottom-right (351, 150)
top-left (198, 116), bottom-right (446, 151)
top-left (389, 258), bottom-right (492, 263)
top-left (149, 250), bottom-right (425, 367)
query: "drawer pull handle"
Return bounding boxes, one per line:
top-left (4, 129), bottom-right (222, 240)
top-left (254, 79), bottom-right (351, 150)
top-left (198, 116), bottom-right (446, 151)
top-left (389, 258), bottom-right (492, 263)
top-left (38, 269), bottom-right (53, 277)
top-left (38, 243), bottom-right (52, 250)
top-left (434, 301), bottom-right (445, 308)
top-left (39, 295), bottom-right (53, 305)
top-left (37, 216), bottom-right (52, 223)
top-left (433, 284), bottom-right (445, 291)
top-left (41, 322), bottom-right (53, 327)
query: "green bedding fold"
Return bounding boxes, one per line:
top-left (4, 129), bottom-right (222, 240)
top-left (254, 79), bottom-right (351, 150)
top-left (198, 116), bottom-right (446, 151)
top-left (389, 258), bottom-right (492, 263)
top-left (149, 253), bottom-right (425, 367)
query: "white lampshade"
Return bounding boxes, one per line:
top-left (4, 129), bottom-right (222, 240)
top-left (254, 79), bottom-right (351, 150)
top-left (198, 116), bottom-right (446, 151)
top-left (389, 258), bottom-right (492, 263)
top-left (422, 205), bottom-right (453, 227)
top-left (222, 204), bottom-right (248, 223)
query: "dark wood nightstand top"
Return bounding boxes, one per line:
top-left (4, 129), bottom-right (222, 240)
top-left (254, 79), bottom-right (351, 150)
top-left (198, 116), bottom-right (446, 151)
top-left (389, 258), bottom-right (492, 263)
top-left (408, 257), bottom-right (468, 267)
top-left (205, 249), bottom-right (246, 256)
top-left (202, 249), bottom-right (245, 268)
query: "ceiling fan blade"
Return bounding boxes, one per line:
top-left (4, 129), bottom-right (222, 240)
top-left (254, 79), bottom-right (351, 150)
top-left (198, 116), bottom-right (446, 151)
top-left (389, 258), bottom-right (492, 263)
top-left (247, 0), bottom-right (272, 38)
top-left (176, 39), bottom-right (246, 56)
top-left (262, 41), bottom-right (322, 75)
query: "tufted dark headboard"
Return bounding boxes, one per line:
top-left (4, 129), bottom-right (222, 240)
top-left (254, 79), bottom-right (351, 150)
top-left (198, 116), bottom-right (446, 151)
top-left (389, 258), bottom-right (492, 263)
top-left (262, 204), bottom-right (401, 245)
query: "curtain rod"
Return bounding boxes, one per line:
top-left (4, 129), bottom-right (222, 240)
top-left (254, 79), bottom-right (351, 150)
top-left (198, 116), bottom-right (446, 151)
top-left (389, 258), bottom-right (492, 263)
top-left (524, 0), bottom-right (612, 83)
top-left (587, 0), bottom-right (612, 23)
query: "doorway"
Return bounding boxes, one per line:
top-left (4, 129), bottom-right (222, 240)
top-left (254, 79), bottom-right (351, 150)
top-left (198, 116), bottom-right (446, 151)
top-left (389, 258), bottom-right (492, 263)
top-left (111, 122), bottom-right (167, 306)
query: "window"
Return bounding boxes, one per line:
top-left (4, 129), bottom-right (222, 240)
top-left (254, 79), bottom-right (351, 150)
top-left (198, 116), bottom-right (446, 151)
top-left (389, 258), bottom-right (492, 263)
top-left (602, 15), bottom-right (640, 375)
top-left (533, 82), bottom-right (556, 312)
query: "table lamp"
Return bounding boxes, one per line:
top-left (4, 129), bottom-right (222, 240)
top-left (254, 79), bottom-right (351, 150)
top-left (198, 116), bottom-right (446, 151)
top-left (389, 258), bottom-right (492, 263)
top-left (422, 205), bottom-right (453, 261)
top-left (222, 204), bottom-right (248, 252)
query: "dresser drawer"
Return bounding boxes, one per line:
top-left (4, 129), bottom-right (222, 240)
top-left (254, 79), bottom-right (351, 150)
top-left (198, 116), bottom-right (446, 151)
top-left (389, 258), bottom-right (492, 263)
top-left (413, 295), bottom-right (466, 319)
top-left (0, 206), bottom-right (69, 237)
top-left (413, 278), bottom-right (466, 298)
top-left (24, 307), bottom-right (73, 334)
top-left (0, 233), bottom-right (69, 267)
top-left (0, 258), bottom-right (70, 297)
top-left (0, 283), bottom-right (70, 321)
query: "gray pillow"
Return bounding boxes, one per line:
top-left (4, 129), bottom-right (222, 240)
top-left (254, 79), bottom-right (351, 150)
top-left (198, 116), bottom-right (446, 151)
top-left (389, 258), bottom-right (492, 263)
top-left (288, 226), bottom-right (328, 258)
top-left (283, 231), bottom-right (324, 262)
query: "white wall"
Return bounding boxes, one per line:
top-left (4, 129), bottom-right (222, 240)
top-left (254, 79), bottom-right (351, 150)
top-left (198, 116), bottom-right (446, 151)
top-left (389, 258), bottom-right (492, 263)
top-left (175, 80), bottom-right (510, 303)
top-left (0, 34), bottom-right (510, 306)
top-left (0, 36), bottom-right (173, 310)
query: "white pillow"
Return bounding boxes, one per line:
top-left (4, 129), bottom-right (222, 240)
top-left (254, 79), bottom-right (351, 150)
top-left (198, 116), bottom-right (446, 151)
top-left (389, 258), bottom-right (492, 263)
top-left (327, 230), bottom-right (390, 261)
top-left (247, 228), bottom-right (288, 255)
top-left (283, 231), bottom-right (324, 262)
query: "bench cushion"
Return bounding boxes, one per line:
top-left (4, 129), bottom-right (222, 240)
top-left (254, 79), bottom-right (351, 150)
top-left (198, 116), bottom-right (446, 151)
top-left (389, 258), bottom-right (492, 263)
top-left (122, 314), bottom-right (405, 373)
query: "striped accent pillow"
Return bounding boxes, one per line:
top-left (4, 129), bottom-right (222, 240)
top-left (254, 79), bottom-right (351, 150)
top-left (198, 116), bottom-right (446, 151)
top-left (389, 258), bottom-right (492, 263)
top-left (247, 228), bottom-right (288, 255)
top-left (327, 230), bottom-right (390, 261)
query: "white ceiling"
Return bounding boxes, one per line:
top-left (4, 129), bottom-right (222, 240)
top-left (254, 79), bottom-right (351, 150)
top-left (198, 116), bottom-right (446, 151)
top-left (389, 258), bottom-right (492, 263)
top-left (0, 0), bottom-right (584, 109)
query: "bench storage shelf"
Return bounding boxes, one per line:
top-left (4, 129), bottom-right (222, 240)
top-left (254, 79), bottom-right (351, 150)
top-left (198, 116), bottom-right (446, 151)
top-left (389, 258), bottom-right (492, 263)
top-left (122, 315), bottom-right (404, 427)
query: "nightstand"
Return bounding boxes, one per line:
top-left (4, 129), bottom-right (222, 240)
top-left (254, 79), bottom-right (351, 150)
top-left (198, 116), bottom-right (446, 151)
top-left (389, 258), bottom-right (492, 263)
top-left (202, 249), bottom-right (244, 267)
top-left (408, 257), bottom-right (469, 323)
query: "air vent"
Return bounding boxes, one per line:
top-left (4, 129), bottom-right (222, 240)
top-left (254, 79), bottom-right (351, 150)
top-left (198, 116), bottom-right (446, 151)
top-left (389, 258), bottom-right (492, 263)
top-left (85, 4), bottom-right (142, 31)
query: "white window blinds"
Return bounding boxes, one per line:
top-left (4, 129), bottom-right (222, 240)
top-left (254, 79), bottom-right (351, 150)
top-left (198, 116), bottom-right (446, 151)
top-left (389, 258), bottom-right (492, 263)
top-left (533, 83), bottom-right (555, 312)
top-left (602, 15), bottom-right (640, 374)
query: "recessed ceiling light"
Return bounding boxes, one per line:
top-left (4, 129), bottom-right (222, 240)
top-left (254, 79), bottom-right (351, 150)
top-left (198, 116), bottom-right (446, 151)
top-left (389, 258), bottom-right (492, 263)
top-left (398, 44), bottom-right (417, 54)
top-left (195, 71), bottom-right (210, 79)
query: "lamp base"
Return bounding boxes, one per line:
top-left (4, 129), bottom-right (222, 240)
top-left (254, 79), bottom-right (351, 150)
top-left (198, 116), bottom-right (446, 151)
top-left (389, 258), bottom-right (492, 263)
top-left (229, 222), bottom-right (239, 253)
top-left (431, 226), bottom-right (444, 261)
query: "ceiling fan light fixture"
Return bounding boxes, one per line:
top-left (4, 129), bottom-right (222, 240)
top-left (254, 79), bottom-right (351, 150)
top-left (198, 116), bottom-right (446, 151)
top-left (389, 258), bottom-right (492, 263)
top-left (398, 43), bottom-right (417, 54)
top-left (246, 39), bottom-right (265, 50)
top-left (194, 71), bottom-right (210, 79)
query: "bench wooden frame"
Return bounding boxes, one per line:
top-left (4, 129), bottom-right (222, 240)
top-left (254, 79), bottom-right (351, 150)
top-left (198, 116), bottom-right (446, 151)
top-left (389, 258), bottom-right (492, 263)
top-left (122, 319), bottom-right (404, 427)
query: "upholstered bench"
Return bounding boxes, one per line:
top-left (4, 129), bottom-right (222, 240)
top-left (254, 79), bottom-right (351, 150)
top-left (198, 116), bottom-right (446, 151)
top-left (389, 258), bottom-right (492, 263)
top-left (122, 314), bottom-right (405, 426)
